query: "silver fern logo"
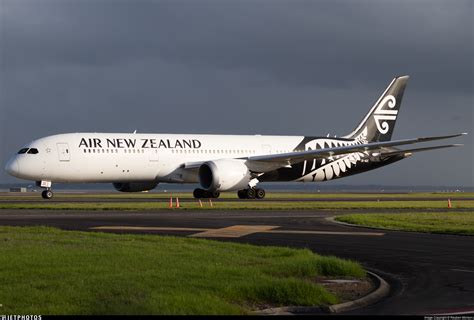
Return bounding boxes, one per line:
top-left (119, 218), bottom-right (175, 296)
top-left (374, 95), bottom-right (397, 134)
top-left (298, 128), bottom-right (368, 182)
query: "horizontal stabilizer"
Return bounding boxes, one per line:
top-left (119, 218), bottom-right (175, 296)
top-left (409, 133), bottom-right (467, 143)
top-left (379, 144), bottom-right (464, 157)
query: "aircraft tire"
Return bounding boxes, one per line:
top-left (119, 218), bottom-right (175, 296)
top-left (237, 190), bottom-right (247, 199)
top-left (246, 188), bottom-right (256, 199)
top-left (193, 188), bottom-right (204, 199)
top-left (255, 188), bottom-right (266, 199)
top-left (42, 190), bottom-right (53, 199)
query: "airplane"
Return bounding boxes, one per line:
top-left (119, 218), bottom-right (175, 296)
top-left (4, 75), bottom-right (466, 199)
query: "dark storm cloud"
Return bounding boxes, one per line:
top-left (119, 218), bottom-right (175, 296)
top-left (0, 0), bottom-right (472, 186)
top-left (3, 0), bottom-right (472, 90)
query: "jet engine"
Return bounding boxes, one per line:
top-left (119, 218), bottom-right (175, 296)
top-left (113, 182), bottom-right (158, 192)
top-left (198, 159), bottom-right (251, 192)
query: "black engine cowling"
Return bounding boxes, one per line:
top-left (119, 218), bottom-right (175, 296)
top-left (113, 182), bottom-right (158, 192)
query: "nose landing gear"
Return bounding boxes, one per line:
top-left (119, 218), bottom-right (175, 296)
top-left (41, 189), bottom-right (53, 199)
top-left (37, 180), bottom-right (53, 200)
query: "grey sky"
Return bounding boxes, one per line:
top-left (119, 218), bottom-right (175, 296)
top-left (0, 0), bottom-right (472, 186)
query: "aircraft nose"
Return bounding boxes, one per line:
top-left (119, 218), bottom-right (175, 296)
top-left (5, 157), bottom-right (20, 177)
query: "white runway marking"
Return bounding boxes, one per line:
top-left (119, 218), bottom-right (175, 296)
top-left (450, 268), bottom-right (474, 273)
top-left (90, 225), bottom-right (385, 238)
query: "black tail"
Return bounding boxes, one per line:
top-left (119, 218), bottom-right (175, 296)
top-left (344, 75), bottom-right (409, 142)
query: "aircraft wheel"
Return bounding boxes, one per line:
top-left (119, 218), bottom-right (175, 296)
top-left (195, 189), bottom-right (219, 199)
top-left (237, 190), bottom-right (247, 199)
top-left (246, 188), bottom-right (256, 199)
top-left (42, 189), bottom-right (53, 200)
top-left (193, 188), bottom-right (204, 199)
top-left (255, 188), bottom-right (266, 199)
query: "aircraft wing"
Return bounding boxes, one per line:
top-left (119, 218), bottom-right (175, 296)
top-left (181, 133), bottom-right (465, 174)
top-left (245, 133), bottom-right (466, 168)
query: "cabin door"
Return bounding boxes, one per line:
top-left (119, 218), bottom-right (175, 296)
top-left (57, 143), bottom-right (70, 162)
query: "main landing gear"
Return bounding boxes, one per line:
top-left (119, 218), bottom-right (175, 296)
top-left (237, 188), bottom-right (265, 200)
top-left (193, 188), bottom-right (220, 199)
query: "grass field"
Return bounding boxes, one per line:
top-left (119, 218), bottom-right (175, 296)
top-left (0, 199), bottom-right (472, 211)
top-left (335, 212), bottom-right (474, 235)
top-left (0, 226), bottom-right (365, 315)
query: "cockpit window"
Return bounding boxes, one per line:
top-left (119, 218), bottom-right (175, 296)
top-left (27, 148), bottom-right (39, 154)
top-left (18, 148), bottom-right (28, 154)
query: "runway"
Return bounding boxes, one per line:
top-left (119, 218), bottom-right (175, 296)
top-left (0, 207), bottom-right (473, 315)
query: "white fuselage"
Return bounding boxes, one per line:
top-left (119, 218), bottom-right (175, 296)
top-left (5, 133), bottom-right (306, 184)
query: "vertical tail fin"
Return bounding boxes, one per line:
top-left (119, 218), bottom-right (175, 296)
top-left (344, 75), bottom-right (409, 142)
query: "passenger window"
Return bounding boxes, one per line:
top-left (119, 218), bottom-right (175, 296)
top-left (18, 148), bottom-right (29, 154)
top-left (27, 148), bottom-right (39, 154)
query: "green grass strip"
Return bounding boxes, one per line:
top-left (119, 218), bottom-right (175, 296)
top-left (335, 212), bottom-right (474, 235)
top-left (0, 200), bottom-right (473, 211)
top-left (0, 226), bottom-right (365, 315)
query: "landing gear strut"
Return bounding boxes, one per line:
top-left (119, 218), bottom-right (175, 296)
top-left (237, 188), bottom-right (265, 199)
top-left (193, 188), bottom-right (220, 199)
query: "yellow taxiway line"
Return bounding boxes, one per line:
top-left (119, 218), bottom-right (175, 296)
top-left (90, 225), bottom-right (385, 238)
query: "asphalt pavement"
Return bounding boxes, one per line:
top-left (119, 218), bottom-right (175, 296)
top-left (0, 206), bottom-right (473, 315)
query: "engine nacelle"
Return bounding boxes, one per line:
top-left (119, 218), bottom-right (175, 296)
top-left (113, 182), bottom-right (158, 192)
top-left (199, 159), bottom-right (251, 192)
